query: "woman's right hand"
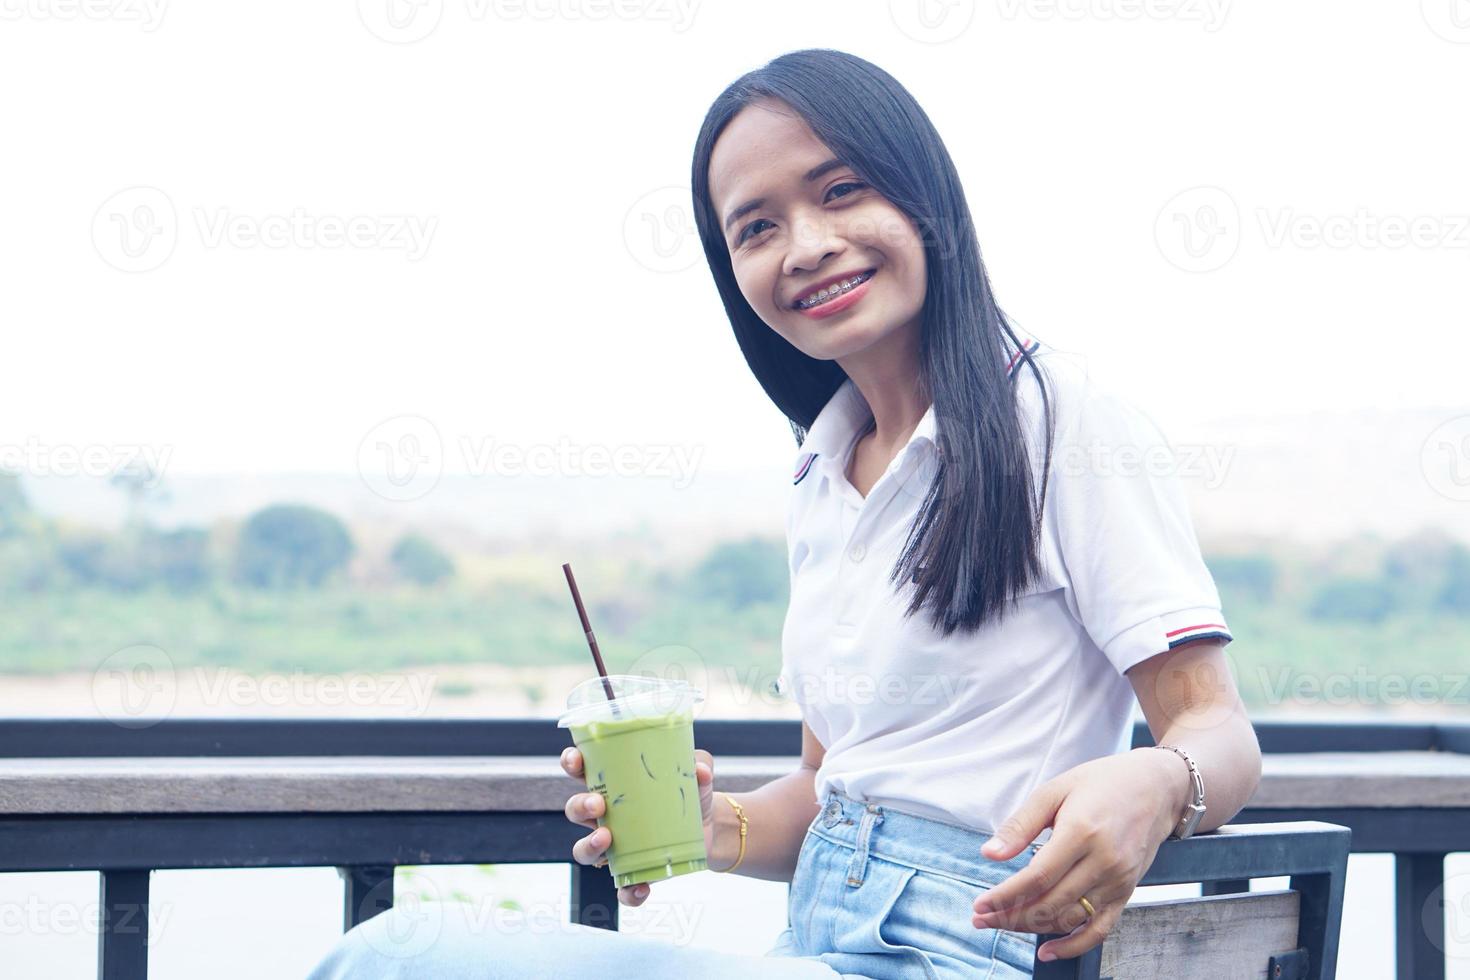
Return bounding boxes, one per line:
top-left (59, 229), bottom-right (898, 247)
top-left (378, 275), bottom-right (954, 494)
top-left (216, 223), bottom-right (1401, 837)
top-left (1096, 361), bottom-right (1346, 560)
top-left (560, 745), bottom-right (718, 908)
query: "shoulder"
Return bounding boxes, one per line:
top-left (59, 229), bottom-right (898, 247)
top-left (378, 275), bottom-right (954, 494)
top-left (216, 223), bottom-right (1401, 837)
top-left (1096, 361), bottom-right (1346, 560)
top-left (1011, 343), bottom-right (1167, 451)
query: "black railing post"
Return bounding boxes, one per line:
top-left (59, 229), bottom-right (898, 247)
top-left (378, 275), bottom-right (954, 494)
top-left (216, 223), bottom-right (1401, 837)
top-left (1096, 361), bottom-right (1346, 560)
top-left (569, 863), bottom-right (619, 931)
top-left (98, 869), bottom-right (150, 980)
top-left (1202, 878), bottom-right (1251, 896)
top-left (1395, 851), bottom-right (1447, 980)
top-left (340, 864), bottom-right (395, 930)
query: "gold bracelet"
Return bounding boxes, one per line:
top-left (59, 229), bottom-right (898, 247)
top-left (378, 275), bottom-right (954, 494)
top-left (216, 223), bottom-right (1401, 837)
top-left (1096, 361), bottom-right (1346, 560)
top-left (709, 792), bottom-right (747, 873)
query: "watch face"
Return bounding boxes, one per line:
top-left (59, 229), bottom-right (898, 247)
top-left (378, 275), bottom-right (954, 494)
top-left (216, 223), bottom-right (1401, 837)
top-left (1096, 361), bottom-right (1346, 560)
top-left (1179, 805), bottom-right (1206, 838)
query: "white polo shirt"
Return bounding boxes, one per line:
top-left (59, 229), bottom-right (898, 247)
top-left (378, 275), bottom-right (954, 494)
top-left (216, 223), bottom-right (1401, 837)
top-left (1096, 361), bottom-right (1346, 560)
top-left (777, 335), bottom-right (1232, 839)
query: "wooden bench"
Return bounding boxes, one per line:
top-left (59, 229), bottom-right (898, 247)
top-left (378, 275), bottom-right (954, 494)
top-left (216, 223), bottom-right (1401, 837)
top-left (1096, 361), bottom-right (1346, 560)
top-left (1032, 821), bottom-right (1350, 980)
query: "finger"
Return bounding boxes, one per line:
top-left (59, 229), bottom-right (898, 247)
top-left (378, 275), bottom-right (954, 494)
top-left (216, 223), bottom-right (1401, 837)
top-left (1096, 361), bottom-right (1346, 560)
top-left (560, 746), bottom-right (584, 778)
top-left (571, 826), bottom-right (611, 866)
top-left (618, 883), bottom-right (652, 907)
top-left (981, 780), bottom-right (1063, 861)
top-left (693, 749), bottom-right (713, 774)
top-left (562, 791), bottom-right (603, 829)
top-left (972, 835), bottom-right (1085, 917)
top-left (1036, 898), bottom-right (1124, 963)
top-left (973, 856), bottom-right (1110, 933)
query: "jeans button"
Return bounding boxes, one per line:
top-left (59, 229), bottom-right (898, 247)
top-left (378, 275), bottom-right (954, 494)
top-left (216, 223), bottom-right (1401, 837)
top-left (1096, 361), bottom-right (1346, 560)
top-left (822, 800), bottom-right (841, 827)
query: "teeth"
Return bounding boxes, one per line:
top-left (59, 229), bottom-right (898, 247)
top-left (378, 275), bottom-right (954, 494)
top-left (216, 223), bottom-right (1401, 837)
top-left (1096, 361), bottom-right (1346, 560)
top-left (798, 271), bottom-right (872, 309)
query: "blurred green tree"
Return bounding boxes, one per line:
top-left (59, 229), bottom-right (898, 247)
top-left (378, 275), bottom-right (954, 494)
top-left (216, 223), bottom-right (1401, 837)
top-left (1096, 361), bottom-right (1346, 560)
top-left (235, 504), bottom-right (354, 589)
top-left (686, 536), bottom-right (787, 609)
top-left (390, 533), bottom-right (455, 586)
top-left (1307, 576), bottom-right (1396, 624)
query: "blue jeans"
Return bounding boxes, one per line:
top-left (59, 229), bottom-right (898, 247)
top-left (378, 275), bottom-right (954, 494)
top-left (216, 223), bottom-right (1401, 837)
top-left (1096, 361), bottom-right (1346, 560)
top-left (307, 789), bottom-right (1039, 979)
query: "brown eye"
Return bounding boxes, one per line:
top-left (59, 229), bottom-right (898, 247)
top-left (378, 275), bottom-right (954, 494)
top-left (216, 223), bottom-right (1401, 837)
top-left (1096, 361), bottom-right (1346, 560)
top-left (738, 218), bottom-right (773, 244)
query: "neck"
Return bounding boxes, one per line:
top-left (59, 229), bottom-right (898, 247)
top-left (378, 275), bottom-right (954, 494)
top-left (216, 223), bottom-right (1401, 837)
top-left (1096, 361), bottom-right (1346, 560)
top-left (837, 317), bottom-right (929, 449)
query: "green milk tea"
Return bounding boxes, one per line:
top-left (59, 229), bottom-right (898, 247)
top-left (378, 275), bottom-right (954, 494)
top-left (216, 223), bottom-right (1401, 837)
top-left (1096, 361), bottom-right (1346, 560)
top-left (558, 675), bottom-right (708, 887)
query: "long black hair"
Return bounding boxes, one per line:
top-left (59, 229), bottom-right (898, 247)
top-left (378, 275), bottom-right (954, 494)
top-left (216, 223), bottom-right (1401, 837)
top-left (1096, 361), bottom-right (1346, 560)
top-left (690, 48), bottom-right (1055, 638)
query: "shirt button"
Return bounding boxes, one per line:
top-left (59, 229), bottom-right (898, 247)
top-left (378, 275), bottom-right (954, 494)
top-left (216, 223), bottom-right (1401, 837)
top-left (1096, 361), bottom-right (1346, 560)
top-left (848, 543), bottom-right (866, 563)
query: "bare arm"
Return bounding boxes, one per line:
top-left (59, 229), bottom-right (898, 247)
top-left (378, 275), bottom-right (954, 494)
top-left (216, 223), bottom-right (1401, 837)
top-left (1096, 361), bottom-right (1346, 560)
top-left (1125, 637), bottom-right (1263, 833)
top-left (707, 717), bottom-right (826, 882)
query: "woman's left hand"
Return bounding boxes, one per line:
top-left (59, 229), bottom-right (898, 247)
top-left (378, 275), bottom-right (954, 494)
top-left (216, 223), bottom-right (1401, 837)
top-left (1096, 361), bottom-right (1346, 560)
top-left (970, 748), bottom-right (1188, 962)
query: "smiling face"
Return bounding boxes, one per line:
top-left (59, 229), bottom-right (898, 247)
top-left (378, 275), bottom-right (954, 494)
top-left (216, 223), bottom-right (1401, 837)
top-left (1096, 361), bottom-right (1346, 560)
top-left (707, 98), bottom-right (928, 365)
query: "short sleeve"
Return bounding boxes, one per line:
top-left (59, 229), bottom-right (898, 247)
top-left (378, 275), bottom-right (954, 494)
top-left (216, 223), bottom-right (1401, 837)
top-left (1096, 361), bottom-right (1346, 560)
top-left (1043, 367), bottom-right (1233, 676)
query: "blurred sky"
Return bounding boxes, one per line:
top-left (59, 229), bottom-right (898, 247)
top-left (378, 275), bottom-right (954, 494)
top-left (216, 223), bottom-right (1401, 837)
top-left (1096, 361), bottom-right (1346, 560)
top-left (3, 0), bottom-right (1468, 476)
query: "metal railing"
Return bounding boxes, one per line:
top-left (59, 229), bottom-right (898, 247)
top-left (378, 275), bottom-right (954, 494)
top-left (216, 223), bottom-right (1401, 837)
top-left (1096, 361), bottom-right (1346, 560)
top-left (1, 718), bottom-right (1466, 980)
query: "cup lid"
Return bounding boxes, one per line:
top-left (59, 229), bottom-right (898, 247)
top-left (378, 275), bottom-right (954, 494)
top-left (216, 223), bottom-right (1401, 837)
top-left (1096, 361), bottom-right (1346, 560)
top-left (556, 674), bottom-right (704, 728)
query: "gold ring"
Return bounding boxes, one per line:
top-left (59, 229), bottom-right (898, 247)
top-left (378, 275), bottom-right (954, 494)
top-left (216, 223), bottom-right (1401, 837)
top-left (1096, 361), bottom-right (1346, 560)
top-left (594, 857), bottom-right (608, 868)
top-left (1077, 895), bottom-right (1096, 918)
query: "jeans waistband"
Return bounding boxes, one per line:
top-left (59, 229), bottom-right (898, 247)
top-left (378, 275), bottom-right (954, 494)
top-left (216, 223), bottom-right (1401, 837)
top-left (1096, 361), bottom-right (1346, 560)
top-left (808, 789), bottom-right (1037, 890)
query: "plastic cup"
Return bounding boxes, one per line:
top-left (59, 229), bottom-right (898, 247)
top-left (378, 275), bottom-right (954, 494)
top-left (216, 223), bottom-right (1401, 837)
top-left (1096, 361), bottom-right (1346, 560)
top-left (557, 674), bottom-right (708, 887)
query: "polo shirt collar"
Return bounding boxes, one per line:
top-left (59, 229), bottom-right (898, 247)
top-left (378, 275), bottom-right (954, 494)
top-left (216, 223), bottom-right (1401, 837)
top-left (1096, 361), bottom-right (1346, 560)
top-left (790, 334), bottom-right (1035, 482)
top-left (793, 379), bottom-right (937, 478)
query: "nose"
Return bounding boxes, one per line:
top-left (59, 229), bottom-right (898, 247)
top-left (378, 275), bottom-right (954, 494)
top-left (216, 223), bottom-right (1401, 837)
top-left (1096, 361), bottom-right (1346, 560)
top-left (781, 208), bottom-right (845, 279)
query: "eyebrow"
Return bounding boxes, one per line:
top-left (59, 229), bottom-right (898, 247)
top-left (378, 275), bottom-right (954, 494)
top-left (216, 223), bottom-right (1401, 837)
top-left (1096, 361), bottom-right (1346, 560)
top-left (722, 157), bottom-right (848, 234)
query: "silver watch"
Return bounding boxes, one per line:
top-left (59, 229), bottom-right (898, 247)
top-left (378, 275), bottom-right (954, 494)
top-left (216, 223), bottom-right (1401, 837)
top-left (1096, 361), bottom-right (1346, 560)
top-left (1154, 744), bottom-right (1206, 839)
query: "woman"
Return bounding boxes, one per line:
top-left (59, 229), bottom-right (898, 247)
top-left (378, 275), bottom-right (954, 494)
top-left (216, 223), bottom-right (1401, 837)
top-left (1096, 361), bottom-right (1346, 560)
top-left (310, 48), bottom-right (1261, 979)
